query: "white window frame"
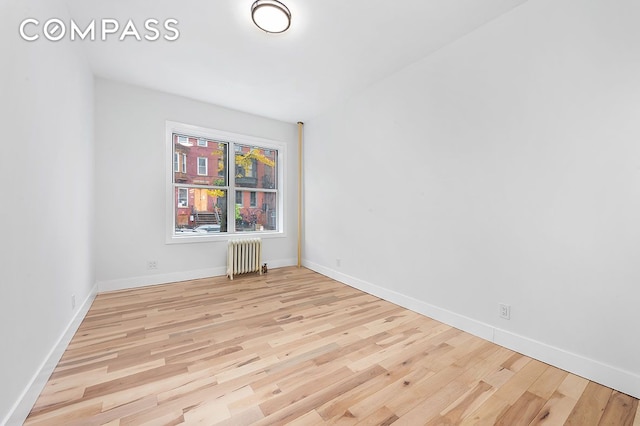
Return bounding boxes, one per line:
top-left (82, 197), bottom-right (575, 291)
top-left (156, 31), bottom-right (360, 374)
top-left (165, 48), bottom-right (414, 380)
top-left (197, 138), bottom-right (208, 147)
top-left (173, 152), bottom-right (179, 172)
top-left (182, 153), bottom-right (187, 173)
top-left (197, 157), bottom-right (208, 176)
top-left (166, 121), bottom-right (286, 244)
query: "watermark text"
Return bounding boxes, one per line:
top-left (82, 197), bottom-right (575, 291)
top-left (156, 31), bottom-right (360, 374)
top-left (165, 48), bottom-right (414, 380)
top-left (19, 18), bottom-right (180, 42)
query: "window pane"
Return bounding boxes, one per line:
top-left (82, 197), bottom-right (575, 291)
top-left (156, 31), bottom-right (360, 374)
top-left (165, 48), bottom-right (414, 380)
top-left (175, 189), bottom-right (228, 234)
top-left (235, 144), bottom-right (277, 189)
top-left (174, 134), bottom-right (227, 187)
top-left (236, 192), bottom-right (277, 232)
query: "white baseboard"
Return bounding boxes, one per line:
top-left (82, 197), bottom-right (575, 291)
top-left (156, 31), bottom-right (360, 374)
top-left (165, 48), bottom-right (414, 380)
top-left (493, 328), bottom-right (640, 400)
top-left (97, 258), bottom-right (297, 293)
top-left (3, 286), bottom-right (98, 426)
top-left (97, 267), bottom-right (227, 293)
top-left (261, 257), bottom-right (297, 271)
top-left (303, 260), bottom-right (640, 399)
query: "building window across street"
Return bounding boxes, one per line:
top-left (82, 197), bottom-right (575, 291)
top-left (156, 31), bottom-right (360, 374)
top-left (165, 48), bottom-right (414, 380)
top-left (177, 188), bottom-right (188, 207)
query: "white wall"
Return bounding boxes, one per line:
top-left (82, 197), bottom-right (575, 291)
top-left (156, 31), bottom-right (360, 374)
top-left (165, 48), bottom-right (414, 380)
top-left (94, 79), bottom-right (298, 291)
top-left (0, 0), bottom-right (96, 423)
top-left (304, 0), bottom-right (640, 398)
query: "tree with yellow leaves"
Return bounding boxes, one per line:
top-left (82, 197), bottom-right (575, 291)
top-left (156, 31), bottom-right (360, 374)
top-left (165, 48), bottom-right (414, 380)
top-left (235, 148), bottom-right (275, 178)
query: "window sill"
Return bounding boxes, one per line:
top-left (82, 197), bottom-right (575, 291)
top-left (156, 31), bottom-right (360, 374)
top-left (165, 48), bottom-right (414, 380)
top-left (165, 230), bottom-right (286, 245)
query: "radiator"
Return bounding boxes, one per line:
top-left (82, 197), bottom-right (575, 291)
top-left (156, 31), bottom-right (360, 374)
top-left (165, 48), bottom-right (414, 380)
top-left (227, 238), bottom-right (263, 280)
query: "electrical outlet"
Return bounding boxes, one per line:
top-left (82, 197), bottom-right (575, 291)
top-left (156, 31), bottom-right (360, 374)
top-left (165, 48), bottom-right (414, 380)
top-left (147, 260), bottom-right (158, 270)
top-left (71, 295), bottom-right (76, 309)
top-left (499, 303), bottom-right (511, 320)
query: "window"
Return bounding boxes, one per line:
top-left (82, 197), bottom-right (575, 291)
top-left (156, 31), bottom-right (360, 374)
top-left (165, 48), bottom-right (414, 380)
top-left (177, 188), bottom-right (188, 207)
top-left (236, 158), bottom-right (256, 178)
top-left (167, 122), bottom-right (283, 240)
top-left (197, 157), bottom-right (208, 176)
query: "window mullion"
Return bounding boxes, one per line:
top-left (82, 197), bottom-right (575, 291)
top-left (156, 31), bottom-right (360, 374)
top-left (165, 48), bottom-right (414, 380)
top-left (228, 141), bottom-right (236, 233)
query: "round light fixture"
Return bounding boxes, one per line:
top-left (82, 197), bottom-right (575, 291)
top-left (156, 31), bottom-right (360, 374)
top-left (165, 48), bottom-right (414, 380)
top-left (251, 0), bottom-right (291, 33)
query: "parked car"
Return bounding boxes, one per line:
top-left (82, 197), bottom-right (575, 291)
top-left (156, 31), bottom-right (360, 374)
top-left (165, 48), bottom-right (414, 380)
top-left (194, 224), bottom-right (221, 233)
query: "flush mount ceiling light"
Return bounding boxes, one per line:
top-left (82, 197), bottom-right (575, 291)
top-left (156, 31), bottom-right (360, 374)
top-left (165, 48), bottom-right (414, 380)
top-left (251, 0), bottom-right (291, 33)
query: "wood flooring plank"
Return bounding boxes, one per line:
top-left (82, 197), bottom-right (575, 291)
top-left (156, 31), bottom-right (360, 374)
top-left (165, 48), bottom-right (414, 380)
top-left (598, 391), bottom-right (638, 426)
top-left (556, 373), bottom-right (590, 400)
top-left (528, 365), bottom-right (568, 400)
top-left (344, 366), bottom-right (435, 420)
top-left (121, 409), bottom-right (185, 426)
top-left (282, 409), bottom-right (326, 426)
top-left (459, 393), bottom-right (511, 426)
top-left (491, 359), bottom-right (549, 405)
top-left (82, 363), bottom-right (189, 400)
top-left (398, 376), bottom-right (472, 424)
top-left (437, 380), bottom-right (496, 425)
top-left (389, 364), bottom-right (465, 416)
top-left (458, 359), bottom-right (548, 426)
top-left (564, 381), bottom-right (613, 426)
top-left (67, 394), bottom-right (158, 426)
top-left (255, 364), bottom-right (388, 425)
top-left (259, 365), bottom-right (373, 417)
top-left (353, 406), bottom-right (398, 426)
top-left (210, 406), bottom-right (265, 426)
top-left (495, 390), bottom-right (546, 426)
top-left (318, 350), bottom-right (429, 422)
top-left (528, 391), bottom-right (578, 425)
top-left (24, 399), bottom-right (104, 426)
top-left (182, 384), bottom-right (254, 424)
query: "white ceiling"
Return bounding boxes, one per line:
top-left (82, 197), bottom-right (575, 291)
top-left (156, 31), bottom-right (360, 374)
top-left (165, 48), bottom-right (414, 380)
top-left (65, 0), bottom-right (528, 123)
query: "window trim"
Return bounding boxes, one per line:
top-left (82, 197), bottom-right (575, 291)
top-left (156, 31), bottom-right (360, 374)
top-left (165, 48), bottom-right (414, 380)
top-left (165, 121), bottom-right (286, 244)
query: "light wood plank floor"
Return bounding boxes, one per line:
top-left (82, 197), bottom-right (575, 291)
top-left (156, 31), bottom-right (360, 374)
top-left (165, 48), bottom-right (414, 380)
top-left (26, 267), bottom-right (639, 425)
